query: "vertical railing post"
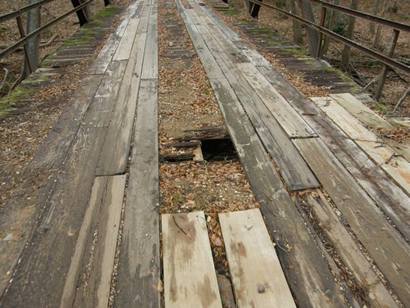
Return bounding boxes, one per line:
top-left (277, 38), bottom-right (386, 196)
top-left (374, 28), bottom-right (400, 100)
top-left (16, 15), bottom-right (33, 74)
top-left (316, 6), bottom-right (327, 59)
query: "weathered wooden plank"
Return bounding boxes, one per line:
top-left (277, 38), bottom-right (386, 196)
top-left (219, 209), bottom-right (296, 308)
top-left (140, 3), bottom-right (158, 79)
top-left (312, 97), bottom-right (378, 142)
top-left (299, 192), bottom-right (399, 307)
top-left (238, 62), bottom-right (316, 138)
top-left (90, 10), bottom-right (131, 74)
top-left (0, 74), bottom-right (103, 297)
top-left (61, 175), bottom-right (126, 308)
top-left (307, 114), bottom-right (410, 240)
top-left (293, 137), bottom-right (410, 304)
top-left (84, 60), bottom-right (128, 128)
top-left (330, 93), bottom-right (393, 130)
top-left (96, 17), bottom-right (149, 175)
top-left (312, 97), bottom-right (410, 194)
top-left (115, 78), bottom-right (160, 307)
top-left (188, 7), bottom-right (319, 191)
top-left (0, 124), bottom-right (109, 307)
top-left (178, 3), bottom-right (348, 306)
top-left (162, 211), bottom-right (222, 308)
top-left (113, 6), bottom-right (141, 61)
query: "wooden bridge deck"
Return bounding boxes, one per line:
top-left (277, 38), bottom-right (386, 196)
top-left (0, 0), bottom-right (409, 307)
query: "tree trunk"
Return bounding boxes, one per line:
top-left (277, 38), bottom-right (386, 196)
top-left (369, 0), bottom-right (382, 35)
top-left (288, 0), bottom-right (303, 45)
top-left (341, 0), bottom-right (358, 71)
top-left (322, 0), bottom-right (340, 56)
top-left (25, 0), bottom-right (41, 75)
top-left (296, 0), bottom-right (319, 56)
top-left (71, 0), bottom-right (89, 26)
top-left (372, 0), bottom-right (387, 49)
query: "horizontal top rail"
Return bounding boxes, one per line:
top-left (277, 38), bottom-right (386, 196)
top-left (0, 0), bottom-right (56, 23)
top-left (248, 0), bottom-right (410, 74)
top-left (310, 0), bottom-right (410, 32)
top-left (0, 0), bottom-right (95, 60)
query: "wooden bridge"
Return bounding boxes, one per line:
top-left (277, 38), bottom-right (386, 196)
top-left (0, 0), bottom-right (409, 307)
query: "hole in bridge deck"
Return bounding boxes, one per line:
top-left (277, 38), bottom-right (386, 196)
top-left (201, 138), bottom-right (237, 161)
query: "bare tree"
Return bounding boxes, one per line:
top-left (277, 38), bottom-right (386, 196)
top-left (321, 0), bottom-right (340, 56)
top-left (296, 0), bottom-right (319, 56)
top-left (287, 0), bottom-right (303, 45)
top-left (341, 0), bottom-right (358, 71)
top-left (25, 0), bottom-right (41, 75)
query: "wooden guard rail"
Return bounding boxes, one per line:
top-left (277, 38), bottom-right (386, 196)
top-left (247, 0), bottom-right (410, 101)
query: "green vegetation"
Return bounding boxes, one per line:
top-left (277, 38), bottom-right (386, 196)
top-left (0, 86), bottom-right (34, 117)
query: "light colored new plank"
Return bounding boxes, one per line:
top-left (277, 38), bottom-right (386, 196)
top-left (311, 97), bottom-right (378, 142)
top-left (238, 62), bottom-right (315, 138)
top-left (293, 137), bottom-right (410, 304)
top-left (178, 2), bottom-right (347, 306)
top-left (302, 192), bottom-right (398, 308)
top-left (219, 209), bottom-right (295, 308)
top-left (162, 211), bottom-right (222, 308)
top-left (330, 93), bottom-right (393, 130)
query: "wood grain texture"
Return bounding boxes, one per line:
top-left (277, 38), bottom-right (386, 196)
top-left (300, 192), bottom-right (398, 308)
top-left (219, 209), bottom-right (295, 308)
top-left (162, 211), bottom-right (222, 308)
top-left (293, 138), bottom-right (410, 304)
top-left (61, 175), bottom-right (126, 308)
top-left (312, 97), bottom-right (410, 195)
top-left (312, 97), bottom-right (378, 142)
top-left (329, 93), bottom-right (393, 130)
top-left (238, 62), bottom-right (315, 138)
top-left (307, 113), bottom-right (410, 240)
top-left (115, 78), bottom-right (160, 308)
top-left (0, 74), bottom-right (102, 297)
top-left (178, 3), bottom-right (348, 306)
top-left (96, 1), bottom-right (150, 175)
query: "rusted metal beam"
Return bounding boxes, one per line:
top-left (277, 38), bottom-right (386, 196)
top-left (0, 0), bottom-right (95, 61)
top-left (310, 0), bottom-right (410, 32)
top-left (248, 0), bottom-right (410, 74)
top-left (0, 0), bottom-right (56, 23)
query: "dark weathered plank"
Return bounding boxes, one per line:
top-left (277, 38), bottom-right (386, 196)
top-left (0, 74), bottom-right (103, 296)
top-left (178, 4), bottom-right (348, 306)
top-left (115, 78), bottom-right (160, 307)
top-left (162, 212), bottom-right (222, 308)
top-left (304, 109), bottom-right (410, 240)
top-left (95, 6), bottom-right (149, 175)
top-left (187, 7), bottom-right (319, 191)
top-left (293, 137), bottom-right (410, 304)
top-left (61, 175), bottom-right (126, 308)
top-left (0, 125), bottom-right (108, 307)
top-left (219, 209), bottom-right (296, 308)
top-left (297, 191), bottom-right (398, 307)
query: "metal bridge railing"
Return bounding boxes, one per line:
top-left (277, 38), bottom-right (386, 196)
top-left (247, 0), bottom-right (410, 102)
